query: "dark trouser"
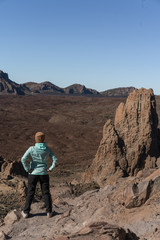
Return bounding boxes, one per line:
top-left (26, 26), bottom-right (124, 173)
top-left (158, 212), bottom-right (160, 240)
top-left (23, 174), bottom-right (52, 214)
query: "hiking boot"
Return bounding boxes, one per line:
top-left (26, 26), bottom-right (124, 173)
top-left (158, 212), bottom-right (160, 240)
top-left (21, 211), bottom-right (29, 219)
top-left (47, 212), bottom-right (53, 218)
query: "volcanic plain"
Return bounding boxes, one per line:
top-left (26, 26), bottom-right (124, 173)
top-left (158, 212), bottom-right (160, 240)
top-left (0, 95), bottom-right (126, 181)
top-left (1, 93), bottom-right (160, 240)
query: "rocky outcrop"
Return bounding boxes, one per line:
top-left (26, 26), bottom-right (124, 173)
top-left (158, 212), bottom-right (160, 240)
top-left (84, 88), bottom-right (160, 186)
top-left (3, 168), bottom-right (160, 239)
top-left (123, 169), bottom-right (160, 209)
top-left (83, 119), bottom-right (128, 185)
top-left (0, 159), bottom-right (27, 179)
top-left (124, 180), bottom-right (152, 208)
top-left (0, 71), bottom-right (27, 95)
top-left (114, 88), bottom-right (160, 173)
top-left (0, 179), bottom-right (141, 240)
top-left (2, 167), bottom-right (160, 239)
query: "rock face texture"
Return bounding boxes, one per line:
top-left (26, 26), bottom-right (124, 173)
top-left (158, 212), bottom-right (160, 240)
top-left (3, 168), bottom-right (160, 239)
top-left (54, 222), bottom-right (138, 240)
top-left (114, 88), bottom-right (160, 174)
top-left (84, 88), bottom-right (160, 186)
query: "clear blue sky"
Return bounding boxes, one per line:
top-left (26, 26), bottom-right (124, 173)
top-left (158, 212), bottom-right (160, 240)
top-left (0, 0), bottom-right (160, 94)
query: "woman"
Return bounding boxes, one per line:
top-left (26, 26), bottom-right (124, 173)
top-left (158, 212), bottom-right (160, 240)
top-left (21, 132), bottom-right (57, 218)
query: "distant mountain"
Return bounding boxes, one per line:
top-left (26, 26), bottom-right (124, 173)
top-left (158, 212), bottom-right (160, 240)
top-left (101, 87), bottom-right (136, 97)
top-left (0, 70), bottom-right (100, 96)
top-left (0, 70), bottom-right (26, 95)
top-left (0, 70), bottom-right (136, 97)
top-left (22, 81), bottom-right (64, 94)
top-left (64, 84), bottom-right (99, 95)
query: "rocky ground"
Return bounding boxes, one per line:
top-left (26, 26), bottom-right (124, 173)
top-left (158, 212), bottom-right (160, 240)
top-left (1, 92), bottom-right (160, 239)
top-left (0, 94), bottom-right (124, 221)
top-left (1, 168), bottom-right (160, 239)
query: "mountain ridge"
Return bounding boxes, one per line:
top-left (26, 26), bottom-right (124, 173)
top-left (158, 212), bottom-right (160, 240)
top-left (0, 70), bottom-right (135, 97)
top-left (101, 86), bottom-right (136, 97)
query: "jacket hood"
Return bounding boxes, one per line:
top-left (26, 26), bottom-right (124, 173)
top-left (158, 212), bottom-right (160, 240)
top-left (35, 143), bottom-right (47, 150)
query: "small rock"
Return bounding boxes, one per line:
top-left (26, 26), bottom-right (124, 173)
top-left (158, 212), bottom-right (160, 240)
top-left (4, 209), bottom-right (20, 225)
top-left (124, 180), bottom-right (152, 208)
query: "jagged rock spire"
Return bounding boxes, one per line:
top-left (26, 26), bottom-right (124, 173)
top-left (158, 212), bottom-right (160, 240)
top-left (84, 88), bottom-right (160, 186)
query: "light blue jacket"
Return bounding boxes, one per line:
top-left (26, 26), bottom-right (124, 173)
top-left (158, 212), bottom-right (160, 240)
top-left (21, 143), bottom-right (58, 175)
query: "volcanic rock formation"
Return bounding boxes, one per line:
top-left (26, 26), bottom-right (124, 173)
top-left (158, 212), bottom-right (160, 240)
top-left (2, 167), bottom-right (160, 239)
top-left (0, 71), bottom-right (27, 95)
top-left (0, 69), bottom-right (135, 96)
top-left (0, 70), bottom-right (99, 96)
top-left (84, 88), bottom-right (160, 186)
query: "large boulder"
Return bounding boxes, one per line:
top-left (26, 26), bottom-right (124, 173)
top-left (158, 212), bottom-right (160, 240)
top-left (123, 180), bottom-right (152, 208)
top-left (84, 88), bottom-right (160, 186)
top-left (114, 88), bottom-right (159, 174)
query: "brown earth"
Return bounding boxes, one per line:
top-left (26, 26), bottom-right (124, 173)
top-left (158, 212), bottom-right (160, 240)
top-left (1, 93), bottom-right (160, 239)
top-left (0, 94), bottom-right (124, 219)
top-left (0, 95), bottom-right (126, 181)
top-left (1, 93), bottom-right (160, 181)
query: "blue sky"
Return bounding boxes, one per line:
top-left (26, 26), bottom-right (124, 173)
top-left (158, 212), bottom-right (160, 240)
top-left (0, 0), bottom-right (160, 94)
